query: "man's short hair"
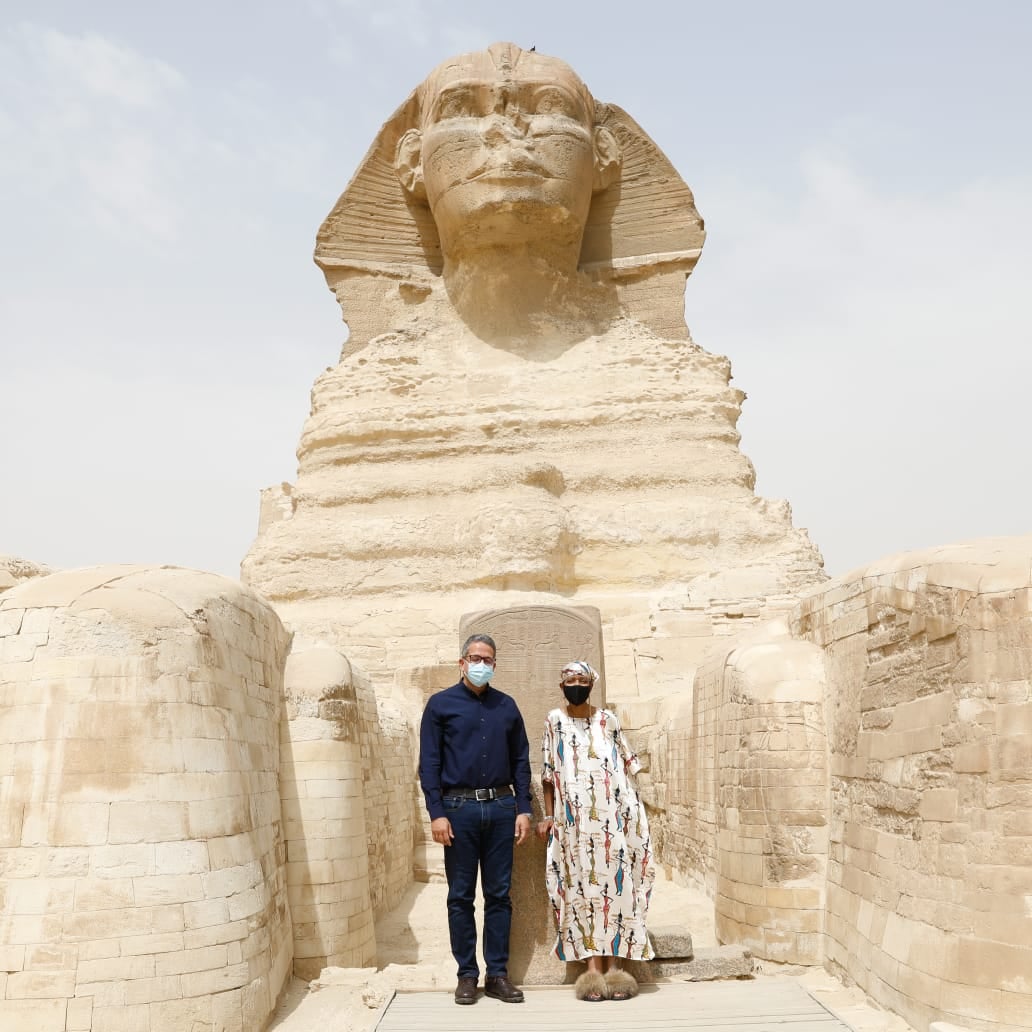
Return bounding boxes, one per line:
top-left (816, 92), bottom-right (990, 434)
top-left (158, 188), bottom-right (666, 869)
top-left (461, 633), bottom-right (496, 658)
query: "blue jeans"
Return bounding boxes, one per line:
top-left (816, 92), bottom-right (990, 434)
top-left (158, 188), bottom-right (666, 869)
top-left (443, 794), bottom-right (516, 979)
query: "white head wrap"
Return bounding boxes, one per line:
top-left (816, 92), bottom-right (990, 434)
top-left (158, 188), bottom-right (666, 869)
top-left (560, 660), bottom-right (599, 684)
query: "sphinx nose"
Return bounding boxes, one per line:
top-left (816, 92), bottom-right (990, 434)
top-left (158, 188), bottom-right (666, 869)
top-left (482, 113), bottom-right (528, 144)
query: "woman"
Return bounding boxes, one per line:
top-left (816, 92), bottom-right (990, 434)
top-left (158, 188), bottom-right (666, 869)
top-left (538, 661), bottom-right (654, 1002)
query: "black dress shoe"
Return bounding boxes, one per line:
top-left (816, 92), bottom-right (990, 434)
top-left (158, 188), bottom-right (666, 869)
top-left (454, 976), bottom-right (478, 1005)
top-left (484, 975), bottom-right (524, 1003)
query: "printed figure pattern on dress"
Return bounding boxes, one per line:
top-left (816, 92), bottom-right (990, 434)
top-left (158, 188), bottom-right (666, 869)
top-left (542, 706), bottom-right (654, 961)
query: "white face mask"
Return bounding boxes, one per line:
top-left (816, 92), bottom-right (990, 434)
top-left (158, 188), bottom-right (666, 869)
top-left (465, 661), bottom-right (493, 687)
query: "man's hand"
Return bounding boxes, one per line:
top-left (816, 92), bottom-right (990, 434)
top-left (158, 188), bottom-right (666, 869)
top-left (431, 816), bottom-right (454, 846)
top-left (514, 813), bottom-right (532, 845)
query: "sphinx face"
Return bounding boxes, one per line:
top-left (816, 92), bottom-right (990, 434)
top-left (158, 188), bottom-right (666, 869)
top-left (415, 50), bottom-right (599, 256)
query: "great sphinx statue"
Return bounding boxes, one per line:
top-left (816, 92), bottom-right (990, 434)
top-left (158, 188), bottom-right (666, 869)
top-left (243, 42), bottom-right (825, 687)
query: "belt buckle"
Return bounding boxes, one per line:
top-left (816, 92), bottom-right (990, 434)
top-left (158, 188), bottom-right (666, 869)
top-left (475, 788), bottom-right (492, 801)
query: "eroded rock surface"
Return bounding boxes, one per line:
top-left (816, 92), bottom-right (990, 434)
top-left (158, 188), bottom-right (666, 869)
top-left (242, 42), bottom-right (824, 686)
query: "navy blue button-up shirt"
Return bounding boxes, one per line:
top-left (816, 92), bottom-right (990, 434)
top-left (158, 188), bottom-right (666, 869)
top-left (419, 679), bottom-right (532, 821)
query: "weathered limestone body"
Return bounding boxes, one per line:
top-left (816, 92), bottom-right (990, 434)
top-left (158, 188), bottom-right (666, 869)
top-left (242, 42), bottom-right (825, 696)
top-left (0, 567), bottom-right (293, 1031)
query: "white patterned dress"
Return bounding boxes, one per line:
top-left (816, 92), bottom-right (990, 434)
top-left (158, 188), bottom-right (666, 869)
top-left (541, 706), bottom-right (654, 961)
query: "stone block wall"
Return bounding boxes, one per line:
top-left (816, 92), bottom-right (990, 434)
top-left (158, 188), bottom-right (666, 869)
top-left (0, 566), bottom-right (293, 1032)
top-left (280, 645), bottom-right (375, 979)
top-left (711, 635), bottom-right (829, 965)
top-left (642, 537), bottom-right (1032, 1032)
top-left (354, 673), bottom-right (414, 922)
top-left (635, 540), bottom-right (1032, 1032)
top-left (641, 622), bottom-right (829, 966)
top-left (791, 541), bottom-right (1032, 1032)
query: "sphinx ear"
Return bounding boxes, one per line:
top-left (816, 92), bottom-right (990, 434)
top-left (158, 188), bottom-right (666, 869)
top-left (592, 126), bottom-right (621, 193)
top-left (395, 128), bottom-right (426, 199)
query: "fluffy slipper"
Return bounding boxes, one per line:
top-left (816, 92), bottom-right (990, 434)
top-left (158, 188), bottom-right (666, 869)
top-left (605, 968), bottom-right (639, 1001)
top-left (574, 971), bottom-right (610, 1002)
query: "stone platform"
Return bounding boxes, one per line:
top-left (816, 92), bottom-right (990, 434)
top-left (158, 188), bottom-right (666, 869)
top-left (375, 978), bottom-right (853, 1032)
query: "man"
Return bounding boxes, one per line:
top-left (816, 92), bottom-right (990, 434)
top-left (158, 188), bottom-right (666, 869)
top-left (419, 633), bottom-right (532, 1005)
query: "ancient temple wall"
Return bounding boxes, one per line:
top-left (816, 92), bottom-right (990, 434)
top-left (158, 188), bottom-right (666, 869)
top-left (0, 567), bottom-right (293, 1032)
top-left (280, 637), bottom-right (416, 961)
top-left (639, 624), bottom-right (829, 966)
top-left (641, 538), bottom-right (1032, 1030)
top-left (710, 633), bottom-right (829, 965)
top-left (353, 671), bottom-right (414, 921)
top-left (641, 654), bottom-right (722, 894)
top-left (280, 645), bottom-right (375, 979)
top-left (790, 539), bottom-right (1032, 1032)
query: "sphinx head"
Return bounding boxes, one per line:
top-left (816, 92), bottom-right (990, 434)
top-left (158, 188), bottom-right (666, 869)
top-left (394, 42), bottom-right (621, 268)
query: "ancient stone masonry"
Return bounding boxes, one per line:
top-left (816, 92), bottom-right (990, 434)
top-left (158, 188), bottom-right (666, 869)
top-left (0, 567), bottom-right (293, 1032)
top-left (280, 637), bottom-right (415, 978)
top-left (280, 645), bottom-right (376, 979)
top-left (640, 619), bottom-right (829, 967)
top-left (791, 539), bottom-right (1032, 1032)
top-left (644, 537), bottom-right (1032, 1032)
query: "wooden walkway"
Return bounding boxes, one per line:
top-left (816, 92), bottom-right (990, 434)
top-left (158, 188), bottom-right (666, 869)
top-left (375, 976), bottom-right (856, 1032)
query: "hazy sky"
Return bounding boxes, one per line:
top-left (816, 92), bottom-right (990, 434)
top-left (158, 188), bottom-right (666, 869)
top-left (2, 1), bottom-right (1030, 580)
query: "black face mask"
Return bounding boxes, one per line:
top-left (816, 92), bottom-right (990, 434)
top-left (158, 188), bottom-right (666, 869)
top-left (562, 684), bottom-right (592, 706)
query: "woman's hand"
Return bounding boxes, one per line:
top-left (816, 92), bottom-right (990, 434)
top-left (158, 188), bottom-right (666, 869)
top-left (536, 816), bottom-right (554, 841)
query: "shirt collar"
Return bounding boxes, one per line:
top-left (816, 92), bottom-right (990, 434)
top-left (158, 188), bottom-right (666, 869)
top-left (456, 678), bottom-right (492, 698)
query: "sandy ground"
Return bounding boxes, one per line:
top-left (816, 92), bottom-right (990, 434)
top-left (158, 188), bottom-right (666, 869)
top-left (267, 871), bottom-right (917, 1032)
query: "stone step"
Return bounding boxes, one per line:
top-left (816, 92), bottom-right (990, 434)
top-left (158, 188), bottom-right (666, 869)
top-left (650, 946), bottom-right (756, 981)
top-left (624, 945), bottom-right (755, 984)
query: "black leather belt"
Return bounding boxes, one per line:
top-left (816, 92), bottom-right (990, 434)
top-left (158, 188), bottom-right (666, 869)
top-left (446, 786), bottom-right (514, 801)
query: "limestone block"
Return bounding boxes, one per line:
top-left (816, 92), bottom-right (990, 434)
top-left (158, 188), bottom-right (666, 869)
top-left (648, 925), bottom-right (695, 959)
top-left (918, 790), bottom-right (959, 822)
top-left (612, 612), bottom-right (653, 640)
top-left (602, 651), bottom-right (639, 697)
top-left (0, 608), bottom-right (23, 636)
top-left (0, 999), bottom-right (68, 1030)
top-left (66, 996), bottom-right (93, 1031)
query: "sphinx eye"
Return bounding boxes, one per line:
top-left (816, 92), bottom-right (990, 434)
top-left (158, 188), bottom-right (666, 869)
top-left (531, 86), bottom-right (580, 119)
top-left (435, 89), bottom-right (476, 120)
